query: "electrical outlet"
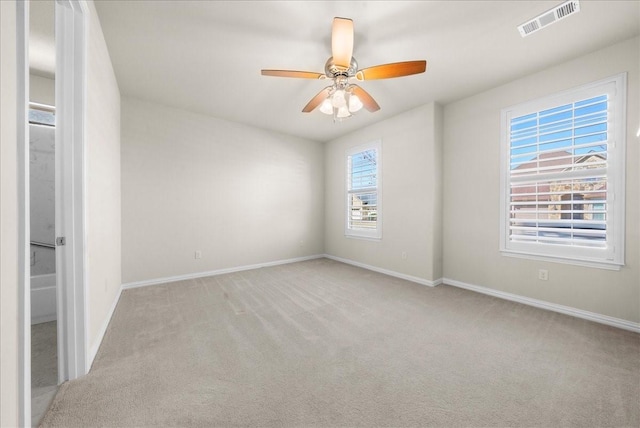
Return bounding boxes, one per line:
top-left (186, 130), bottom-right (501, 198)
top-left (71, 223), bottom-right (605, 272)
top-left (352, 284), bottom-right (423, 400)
top-left (538, 269), bottom-right (548, 281)
top-left (195, 251), bottom-right (202, 259)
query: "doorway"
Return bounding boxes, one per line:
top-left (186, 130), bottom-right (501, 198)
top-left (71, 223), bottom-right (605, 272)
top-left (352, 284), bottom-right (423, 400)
top-left (29, 103), bottom-right (58, 426)
top-left (29, 1), bottom-right (58, 425)
top-left (18, 1), bottom-right (89, 426)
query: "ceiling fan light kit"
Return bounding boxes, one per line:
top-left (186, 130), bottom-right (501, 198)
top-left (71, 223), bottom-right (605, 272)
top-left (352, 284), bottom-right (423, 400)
top-left (261, 17), bottom-right (427, 122)
top-left (316, 72), bottom-right (365, 121)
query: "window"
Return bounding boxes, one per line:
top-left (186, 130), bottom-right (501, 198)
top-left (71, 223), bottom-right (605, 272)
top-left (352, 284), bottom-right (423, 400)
top-left (29, 103), bottom-right (55, 126)
top-left (346, 141), bottom-right (381, 239)
top-left (500, 74), bottom-right (626, 270)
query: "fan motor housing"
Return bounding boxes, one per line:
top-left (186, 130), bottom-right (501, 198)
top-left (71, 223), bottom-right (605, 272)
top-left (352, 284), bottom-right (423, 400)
top-left (325, 56), bottom-right (358, 78)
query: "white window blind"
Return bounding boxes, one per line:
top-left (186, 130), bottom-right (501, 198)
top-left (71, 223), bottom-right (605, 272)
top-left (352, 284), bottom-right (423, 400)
top-left (500, 74), bottom-right (626, 269)
top-left (346, 141), bottom-right (381, 239)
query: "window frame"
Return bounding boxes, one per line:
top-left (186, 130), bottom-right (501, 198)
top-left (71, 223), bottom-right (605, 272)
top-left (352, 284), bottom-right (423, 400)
top-left (499, 74), bottom-right (626, 270)
top-left (345, 140), bottom-right (382, 240)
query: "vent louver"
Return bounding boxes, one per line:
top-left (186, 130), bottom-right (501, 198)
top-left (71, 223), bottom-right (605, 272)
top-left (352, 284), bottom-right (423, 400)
top-left (517, 0), bottom-right (580, 37)
top-left (556, 1), bottom-right (577, 18)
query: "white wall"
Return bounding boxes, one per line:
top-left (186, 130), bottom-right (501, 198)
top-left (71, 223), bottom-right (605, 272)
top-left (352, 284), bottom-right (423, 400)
top-left (325, 102), bottom-right (443, 282)
top-left (120, 97), bottom-right (324, 284)
top-left (0, 1), bottom-right (20, 424)
top-left (86, 0), bottom-right (122, 352)
top-left (30, 74), bottom-right (54, 106)
top-left (443, 36), bottom-right (640, 323)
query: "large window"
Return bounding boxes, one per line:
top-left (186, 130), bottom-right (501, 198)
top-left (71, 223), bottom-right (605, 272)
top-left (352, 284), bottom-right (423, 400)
top-left (346, 141), bottom-right (381, 239)
top-left (500, 74), bottom-right (626, 269)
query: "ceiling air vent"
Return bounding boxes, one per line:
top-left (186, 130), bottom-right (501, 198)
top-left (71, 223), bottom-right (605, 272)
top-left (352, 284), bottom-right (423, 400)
top-left (517, 0), bottom-right (580, 37)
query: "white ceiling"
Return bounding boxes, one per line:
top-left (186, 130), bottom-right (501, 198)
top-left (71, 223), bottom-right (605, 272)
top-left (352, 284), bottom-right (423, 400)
top-left (90, 1), bottom-right (639, 142)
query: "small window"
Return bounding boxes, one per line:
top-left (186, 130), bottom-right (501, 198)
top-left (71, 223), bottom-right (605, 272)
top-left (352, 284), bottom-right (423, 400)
top-left (500, 74), bottom-right (626, 270)
top-left (346, 141), bottom-right (381, 239)
top-left (29, 103), bottom-right (55, 126)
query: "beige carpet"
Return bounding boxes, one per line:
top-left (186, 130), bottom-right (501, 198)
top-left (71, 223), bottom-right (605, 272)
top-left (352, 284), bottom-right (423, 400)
top-left (41, 258), bottom-right (639, 427)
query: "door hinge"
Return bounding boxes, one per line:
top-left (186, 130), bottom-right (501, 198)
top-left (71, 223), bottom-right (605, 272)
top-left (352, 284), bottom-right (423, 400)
top-left (56, 237), bottom-right (66, 246)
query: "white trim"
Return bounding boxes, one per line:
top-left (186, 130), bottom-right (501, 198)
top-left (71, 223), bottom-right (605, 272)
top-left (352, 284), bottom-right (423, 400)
top-left (122, 255), bottom-right (325, 289)
top-left (323, 254), bottom-right (442, 287)
top-left (16, 1), bottom-right (31, 425)
top-left (444, 277), bottom-right (640, 333)
top-left (88, 285), bottom-right (122, 369)
top-left (55, 0), bottom-right (89, 383)
top-left (501, 249), bottom-right (622, 271)
top-left (344, 234), bottom-right (384, 243)
top-left (32, 314), bottom-right (57, 326)
top-left (29, 101), bottom-right (55, 112)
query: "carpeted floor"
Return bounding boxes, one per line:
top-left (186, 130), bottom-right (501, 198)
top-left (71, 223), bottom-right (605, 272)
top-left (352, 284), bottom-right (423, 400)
top-left (41, 258), bottom-right (639, 427)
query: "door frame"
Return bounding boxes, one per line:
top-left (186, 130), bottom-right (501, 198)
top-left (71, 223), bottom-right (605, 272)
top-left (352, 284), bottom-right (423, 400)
top-left (17, 0), bottom-right (89, 425)
top-left (55, 0), bottom-right (89, 384)
top-left (16, 1), bottom-right (30, 425)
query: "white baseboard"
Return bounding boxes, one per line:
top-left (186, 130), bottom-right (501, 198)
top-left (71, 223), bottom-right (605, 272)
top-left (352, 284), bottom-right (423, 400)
top-left (31, 313), bottom-right (57, 325)
top-left (88, 284), bottom-right (123, 370)
top-left (121, 254), bottom-right (325, 290)
top-left (324, 254), bottom-right (442, 287)
top-left (444, 277), bottom-right (640, 333)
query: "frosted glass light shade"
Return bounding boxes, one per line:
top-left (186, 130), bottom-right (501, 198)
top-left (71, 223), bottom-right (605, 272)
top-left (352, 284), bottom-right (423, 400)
top-left (348, 94), bottom-right (363, 113)
top-left (332, 90), bottom-right (347, 108)
top-left (337, 106), bottom-right (350, 118)
top-left (319, 99), bottom-right (333, 115)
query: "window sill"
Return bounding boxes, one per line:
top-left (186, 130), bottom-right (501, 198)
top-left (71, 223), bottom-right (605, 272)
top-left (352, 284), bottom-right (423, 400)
top-left (501, 250), bottom-right (622, 271)
top-left (345, 233), bottom-right (382, 242)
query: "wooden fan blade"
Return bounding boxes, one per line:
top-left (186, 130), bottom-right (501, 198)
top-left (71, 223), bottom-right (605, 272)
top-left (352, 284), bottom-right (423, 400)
top-left (302, 87), bottom-right (332, 113)
top-left (355, 60), bottom-right (427, 81)
top-left (351, 85), bottom-right (380, 112)
top-left (261, 70), bottom-right (326, 79)
top-left (331, 17), bottom-right (353, 69)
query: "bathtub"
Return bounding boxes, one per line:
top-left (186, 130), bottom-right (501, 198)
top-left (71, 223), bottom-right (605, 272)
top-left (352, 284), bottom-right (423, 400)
top-left (31, 273), bottom-right (56, 324)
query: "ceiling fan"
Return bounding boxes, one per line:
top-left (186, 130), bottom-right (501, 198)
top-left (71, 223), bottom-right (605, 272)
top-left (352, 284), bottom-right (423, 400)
top-left (261, 17), bottom-right (427, 120)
